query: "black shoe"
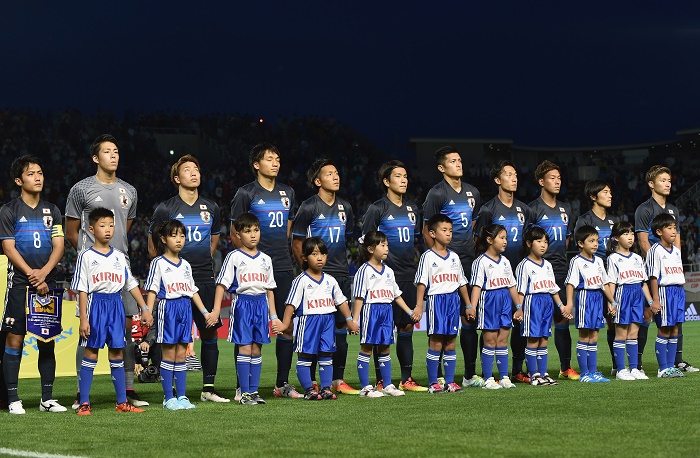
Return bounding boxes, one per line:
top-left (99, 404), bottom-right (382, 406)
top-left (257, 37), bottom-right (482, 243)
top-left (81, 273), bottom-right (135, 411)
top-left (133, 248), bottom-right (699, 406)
top-left (319, 387), bottom-right (337, 400)
top-left (303, 388), bottom-right (321, 401)
top-left (126, 390), bottom-right (150, 407)
top-left (250, 392), bottom-right (266, 404)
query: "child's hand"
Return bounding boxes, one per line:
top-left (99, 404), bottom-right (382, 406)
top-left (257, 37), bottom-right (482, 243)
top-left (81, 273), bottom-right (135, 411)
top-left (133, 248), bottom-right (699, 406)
top-left (204, 312), bottom-right (217, 327)
top-left (347, 319), bottom-right (359, 335)
top-left (140, 341), bottom-right (150, 352)
top-left (513, 308), bottom-right (524, 323)
top-left (208, 309), bottom-right (221, 323)
top-left (79, 318), bottom-right (90, 340)
top-left (608, 304), bottom-right (617, 317)
top-left (650, 300), bottom-right (661, 314)
top-left (270, 318), bottom-right (283, 335)
top-left (410, 308), bottom-right (422, 322)
top-left (561, 304), bottom-right (573, 320)
top-left (141, 309), bottom-right (154, 327)
top-left (465, 308), bottom-right (476, 321)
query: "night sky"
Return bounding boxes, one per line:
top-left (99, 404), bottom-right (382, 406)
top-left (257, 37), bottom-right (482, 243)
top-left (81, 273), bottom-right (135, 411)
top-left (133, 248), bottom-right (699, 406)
top-left (3, 2), bottom-right (700, 152)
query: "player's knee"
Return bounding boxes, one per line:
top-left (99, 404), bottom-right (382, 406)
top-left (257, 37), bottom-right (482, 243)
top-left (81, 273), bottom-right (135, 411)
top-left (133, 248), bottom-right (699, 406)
top-left (5, 332), bottom-right (23, 350)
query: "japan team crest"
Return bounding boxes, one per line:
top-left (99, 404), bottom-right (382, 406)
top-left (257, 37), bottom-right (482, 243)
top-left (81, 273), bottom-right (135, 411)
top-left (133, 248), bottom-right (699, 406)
top-left (281, 197), bottom-right (290, 209)
top-left (338, 212), bottom-right (346, 223)
top-left (200, 211), bottom-right (211, 223)
top-left (561, 213), bottom-right (568, 224)
top-left (408, 212), bottom-right (416, 224)
top-left (468, 198), bottom-right (475, 209)
top-left (120, 195), bottom-right (129, 207)
top-left (43, 215), bottom-right (53, 228)
top-left (517, 213), bottom-right (525, 224)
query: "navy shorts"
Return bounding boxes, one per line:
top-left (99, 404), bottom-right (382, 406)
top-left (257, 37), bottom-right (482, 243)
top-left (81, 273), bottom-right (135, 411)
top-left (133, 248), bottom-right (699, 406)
top-left (2, 287), bottom-right (30, 335)
top-left (655, 285), bottom-right (686, 328)
top-left (426, 292), bottom-right (460, 336)
top-left (613, 283), bottom-right (644, 325)
top-left (273, 270), bottom-right (295, 318)
top-left (294, 314), bottom-right (336, 355)
top-left (575, 289), bottom-right (605, 330)
top-left (228, 293), bottom-right (271, 345)
top-left (359, 303), bottom-right (394, 345)
top-left (80, 292), bottom-right (127, 349)
top-left (477, 288), bottom-right (513, 331)
top-left (333, 275), bottom-right (352, 325)
top-left (393, 280), bottom-right (417, 328)
top-left (156, 297), bottom-right (193, 345)
top-left (192, 282), bottom-right (223, 332)
top-left (521, 293), bottom-right (553, 338)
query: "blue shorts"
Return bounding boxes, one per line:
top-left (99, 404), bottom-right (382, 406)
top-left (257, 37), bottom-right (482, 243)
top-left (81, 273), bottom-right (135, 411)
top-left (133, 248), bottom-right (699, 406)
top-left (359, 303), bottom-right (394, 345)
top-left (155, 297), bottom-right (193, 345)
top-left (228, 294), bottom-right (271, 345)
top-left (426, 292), bottom-right (460, 336)
top-left (521, 293), bottom-right (553, 338)
top-left (655, 285), bottom-right (686, 328)
top-left (574, 289), bottom-right (605, 330)
top-left (294, 314), bottom-right (336, 355)
top-left (477, 288), bottom-right (512, 331)
top-left (613, 283), bottom-right (644, 325)
top-left (80, 292), bottom-right (127, 349)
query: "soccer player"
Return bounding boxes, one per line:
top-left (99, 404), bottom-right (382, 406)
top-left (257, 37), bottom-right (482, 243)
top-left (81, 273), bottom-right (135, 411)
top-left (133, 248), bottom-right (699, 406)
top-left (422, 146), bottom-right (482, 388)
top-left (361, 160), bottom-right (426, 391)
top-left (1, 156), bottom-right (65, 414)
top-left (634, 165), bottom-right (697, 372)
top-left (65, 134), bottom-right (145, 407)
top-left (291, 158), bottom-right (358, 395)
top-left (148, 154), bottom-right (228, 402)
top-left (475, 160), bottom-right (534, 383)
top-left (574, 180), bottom-right (619, 374)
top-left (74, 208), bottom-right (153, 415)
top-left (528, 160), bottom-right (578, 380)
top-left (230, 143), bottom-right (299, 398)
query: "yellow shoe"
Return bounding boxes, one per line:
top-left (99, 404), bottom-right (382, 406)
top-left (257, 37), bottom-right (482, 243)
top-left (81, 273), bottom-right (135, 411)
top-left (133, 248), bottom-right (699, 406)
top-left (331, 379), bottom-right (360, 394)
top-left (558, 367), bottom-right (581, 380)
top-left (399, 377), bottom-right (429, 392)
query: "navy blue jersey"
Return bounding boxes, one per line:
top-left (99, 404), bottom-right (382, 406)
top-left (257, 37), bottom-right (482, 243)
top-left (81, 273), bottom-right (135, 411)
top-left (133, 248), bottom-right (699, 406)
top-left (634, 198), bottom-right (679, 246)
top-left (149, 195), bottom-right (221, 283)
top-left (575, 210), bottom-right (619, 260)
top-left (230, 181), bottom-right (296, 272)
top-left (422, 180), bottom-right (481, 265)
top-left (475, 197), bottom-right (535, 267)
top-left (528, 197), bottom-right (573, 280)
top-left (292, 195), bottom-right (354, 277)
top-left (362, 196), bottom-right (420, 282)
top-left (0, 197), bottom-right (63, 288)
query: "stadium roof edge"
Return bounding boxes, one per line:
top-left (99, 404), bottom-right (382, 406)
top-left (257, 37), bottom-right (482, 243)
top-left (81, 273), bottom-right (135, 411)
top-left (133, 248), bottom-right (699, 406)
top-left (512, 140), bottom-right (678, 152)
top-left (409, 137), bottom-right (513, 144)
top-left (676, 128), bottom-right (700, 135)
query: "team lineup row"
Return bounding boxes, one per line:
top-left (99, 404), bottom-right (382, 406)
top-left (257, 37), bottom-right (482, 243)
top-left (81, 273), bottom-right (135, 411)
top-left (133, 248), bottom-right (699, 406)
top-left (0, 134), bottom-right (694, 414)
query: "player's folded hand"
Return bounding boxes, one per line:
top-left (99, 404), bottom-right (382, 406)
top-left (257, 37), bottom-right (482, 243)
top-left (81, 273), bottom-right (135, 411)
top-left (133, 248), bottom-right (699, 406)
top-left (79, 321), bottom-right (90, 339)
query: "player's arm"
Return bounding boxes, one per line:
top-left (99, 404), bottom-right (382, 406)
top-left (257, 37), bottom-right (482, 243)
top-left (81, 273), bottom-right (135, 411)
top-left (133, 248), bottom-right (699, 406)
top-left (563, 284), bottom-right (574, 318)
top-left (65, 216), bottom-right (80, 250)
top-left (129, 285), bottom-right (152, 326)
top-left (267, 289), bottom-right (283, 334)
top-left (648, 276), bottom-right (661, 314)
top-left (147, 235), bottom-right (157, 259)
top-left (602, 282), bottom-right (617, 316)
top-left (291, 235), bottom-right (305, 269)
top-left (192, 292), bottom-right (216, 327)
top-left (637, 231), bottom-right (651, 258)
top-left (230, 223), bottom-right (243, 249)
top-left (30, 232), bottom-right (65, 290)
top-left (422, 223), bottom-right (434, 249)
top-left (126, 218), bottom-right (134, 233)
top-left (280, 304), bottom-right (295, 330)
top-left (459, 284), bottom-right (474, 320)
top-left (510, 286), bottom-right (523, 322)
top-left (352, 297), bottom-right (363, 324)
top-left (415, 283), bottom-right (426, 316)
top-left (210, 233), bottom-right (220, 256)
top-left (211, 284), bottom-right (227, 323)
top-left (1, 239), bottom-right (40, 287)
top-left (469, 285), bottom-right (482, 313)
top-left (78, 291), bottom-right (90, 339)
top-left (337, 301), bottom-right (359, 334)
top-left (394, 295), bottom-right (418, 321)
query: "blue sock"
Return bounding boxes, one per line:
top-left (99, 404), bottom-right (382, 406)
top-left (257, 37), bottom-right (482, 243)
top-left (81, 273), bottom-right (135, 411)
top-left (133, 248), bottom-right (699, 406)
top-left (667, 337), bottom-right (678, 371)
top-left (525, 347), bottom-right (538, 376)
top-left (613, 340), bottom-right (626, 371)
top-left (481, 346), bottom-right (495, 380)
top-left (495, 347), bottom-right (509, 379)
top-left (109, 359), bottom-right (126, 404)
top-left (357, 353), bottom-right (371, 387)
top-left (626, 339), bottom-right (639, 370)
top-left (249, 356), bottom-right (262, 393)
top-left (79, 357), bottom-right (97, 405)
top-left (655, 336), bottom-right (668, 371)
top-left (586, 345), bottom-right (598, 373)
top-left (378, 353), bottom-right (392, 386)
top-left (443, 350), bottom-right (456, 384)
top-left (3, 346), bottom-right (22, 403)
top-left (160, 360), bottom-right (175, 400)
top-left (236, 354), bottom-right (251, 393)
top-left (318, 355), bottom-right (333, 389)
top-left (576, 342), bottom-right (589, 374)
top-left (537, 347), bottom-right (549, 376)
top-left (426, 349), bottom-right (440, 384)
top-left (174, 362), bottom-right (186, 398)
top-left (296, 357), bottom-right (313, 390)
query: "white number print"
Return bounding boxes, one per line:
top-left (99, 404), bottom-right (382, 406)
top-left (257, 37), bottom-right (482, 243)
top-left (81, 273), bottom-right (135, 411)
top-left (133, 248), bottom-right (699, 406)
top-left (397, 227), bottom-right (411, 243)
top-left (268, 211), bottom-right (284, 228)
top-left (33, 231), bottom-right (42, 248)
top-left (187, 226), bottom-right (202, 242)
top-left (552, 226), bottom-right (564, 241)
top-left (510, 227), bottom-right (518, 242)
top-left (460, 212), bottom-right (469, 227)
top-left (328, 227), bottom-right (341, 243)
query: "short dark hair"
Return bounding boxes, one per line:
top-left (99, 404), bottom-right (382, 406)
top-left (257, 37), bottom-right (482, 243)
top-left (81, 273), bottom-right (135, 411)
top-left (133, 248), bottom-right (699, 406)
top-left (434, 146), bottom-right (459, 166)
top-left (11, 155), bottom-right (43, 181)
top-left (521, 225), bottom-right (549, 258)
top-left (90, 134), bottom-right (119, 158)
top-left (583, 180), bottom-right (609, 207)
top-left (249, 143), bottom-right (280, 175)
top-left (575, 224), bottom-right (598, 247)
top-left (645, 165), bottom-right (671, 184)
top-left (88, 207), bottom-right (114, 226)
top-left (490, 160), bottom-right (516, 182)
top-left (475, 224), bottom-right (506, 256)
top-left (651, 213), bottom-right (676, 237)
top-left (307, 158), bottom-right (336, 189)
top-left (170, 154), bottom-right (201, 187)
top-left (301, 236), bottom-right (329, 270)
top-left (233, 212), bottom-right (261, 233)
top-left (606, 221), bottom-right (638, 258)
top-left (426, 214), bottom-right (452, 232)
top-left (535, 160), bottom-right (560, 182)
top-left (151, 219), bottom-right (186, 256)
top-left (377, 160), bottom-right (407, 193)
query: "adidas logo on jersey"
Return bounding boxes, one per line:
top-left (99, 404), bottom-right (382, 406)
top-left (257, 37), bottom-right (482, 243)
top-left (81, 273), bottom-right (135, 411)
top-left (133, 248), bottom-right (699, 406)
top-left (165, 267), bottom-right (172, 273)
top-left (176, 213), bottom-right (184, 219)
top-left (258, 199), bottom-right (266, 204)
top-left (240, 261), bottom-right (247, 267)
top-left (318, 214), bottom-right (325, 219)
top-left (387, 215), bottom-right (394, 220)
top-left (498, 215), bottom-right (505, 221)
top-left (95, 196), bottom-right (103, 202)
top-left (91, 260), bottom-right (99, 266)
top-left (685, 304), bottom-right (700, 321)
top-left (541, 215), bottom-right (549, 220)
top-left (370, 274), bottom-right (376, 280)
top-left (449, 200), bottom-right (455, 205)
top-left (307, 284), bottom-right (314, 289)
top-left (19, 216), bottom-right (27, 223)
top-left (432, 262), bottom-right (438, 267)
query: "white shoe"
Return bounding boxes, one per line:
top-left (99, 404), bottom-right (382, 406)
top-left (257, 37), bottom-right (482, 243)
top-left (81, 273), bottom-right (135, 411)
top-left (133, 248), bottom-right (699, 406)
top-left (9, 400), bottom-right (25, 414)
top-left (437, 377), bottom-right (446, 389)
top-left (359, 385), bottom-right (384, 398)
top-left (482, 377), bottom-right (503, 390)
top-left (462, 375), bottom-right (485, 388)
top-left (629, 368), bottom-right (649, 380)
top-left (39, 399), bottom-right (67, 412)
top-left (381, 383), bottom-right (405, 397)
top-left (200, 390), bottom-right (231, 402)
top-left (615, 369), bottom-right (635, 381)
top-left (234, 387), bottom-right (242, 402)
top-left (500, 376), bottom-right (516, 389)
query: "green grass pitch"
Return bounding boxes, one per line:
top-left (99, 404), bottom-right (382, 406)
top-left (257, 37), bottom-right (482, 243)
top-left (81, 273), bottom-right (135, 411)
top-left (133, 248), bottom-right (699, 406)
top-left (2, 323), bottom-right (700, 457)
